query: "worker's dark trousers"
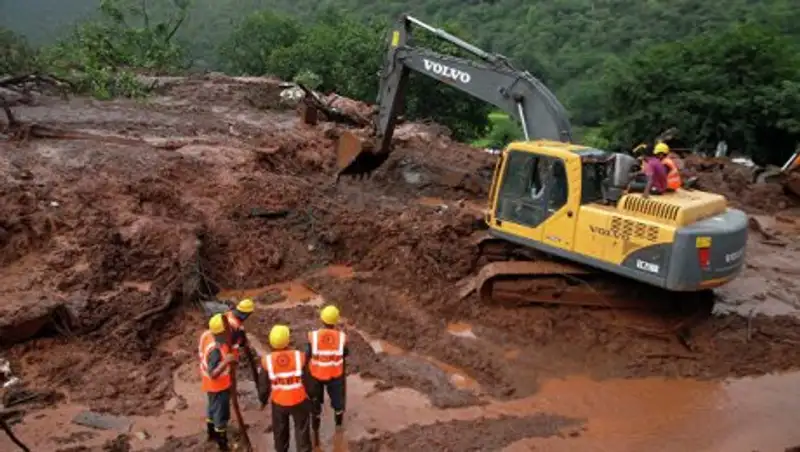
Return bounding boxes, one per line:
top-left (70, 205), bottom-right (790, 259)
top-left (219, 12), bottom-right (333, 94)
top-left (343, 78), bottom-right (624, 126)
top-left (206, 390), bottom-right (231, 450)
top-left (272, 398), bottom-right (313, 452)
top-left (206, 390), bottom-right (231, 430)
top-left (308, 375), bottom-right (346, 430)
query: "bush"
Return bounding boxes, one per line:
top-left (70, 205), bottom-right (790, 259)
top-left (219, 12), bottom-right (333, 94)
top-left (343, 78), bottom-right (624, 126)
top-left (601, 24), bottom-right (800, 165)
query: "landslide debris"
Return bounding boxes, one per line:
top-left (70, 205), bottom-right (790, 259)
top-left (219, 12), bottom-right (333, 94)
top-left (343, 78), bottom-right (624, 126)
top-left (350, 414), bottom-right (585, 451)
top-left (0, 74), bottom-right (799, 451)
top-left (684, 154), bottom-right (800, 213)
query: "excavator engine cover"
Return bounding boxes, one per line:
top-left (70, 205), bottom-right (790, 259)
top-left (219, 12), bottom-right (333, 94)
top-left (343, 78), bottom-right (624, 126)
top-left (335, 131), bottom-right (388, 178)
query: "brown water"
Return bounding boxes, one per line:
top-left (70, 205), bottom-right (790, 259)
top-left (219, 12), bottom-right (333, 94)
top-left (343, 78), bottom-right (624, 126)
top-left (446, 322), bottom-right (478, 339)
top-left (5, 357), bottom-right (800, 451)
top-left (504, 373), bottom-right (800, 451)
top-left (217, 264), bottom-right (355, 309)
top-left (6, 268), bottom-right (800, 451)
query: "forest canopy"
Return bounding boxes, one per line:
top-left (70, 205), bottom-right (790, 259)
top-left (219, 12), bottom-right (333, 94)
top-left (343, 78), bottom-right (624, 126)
top-left (1, 0), bottom-right (798, 163)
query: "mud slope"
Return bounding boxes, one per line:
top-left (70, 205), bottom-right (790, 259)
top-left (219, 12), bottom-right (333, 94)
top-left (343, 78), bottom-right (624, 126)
top-left (0, 75), bottom-right (799, 451)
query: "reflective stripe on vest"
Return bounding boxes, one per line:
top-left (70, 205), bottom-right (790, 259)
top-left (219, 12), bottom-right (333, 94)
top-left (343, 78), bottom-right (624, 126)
top-left (309, 329), bottom-right (345, 381)
top-left (198, 330), bottom-right (231, 393)
top-left (663, 157), bottom-right (682, 190)
top-left (264, 350), bottom-right (307, 406)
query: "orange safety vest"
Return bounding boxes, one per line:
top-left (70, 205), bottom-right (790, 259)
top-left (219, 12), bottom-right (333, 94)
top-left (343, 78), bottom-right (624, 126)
top-left (224, 310), bottom-right (244, 358)
top-left (198, 330), bottom-right (232, 393)
top-left (308, 329), bottom-right (346, 381)
top-left (262, 350), bottom-right (308, 407)
top-left (662, 157), bottom-right (682, 190)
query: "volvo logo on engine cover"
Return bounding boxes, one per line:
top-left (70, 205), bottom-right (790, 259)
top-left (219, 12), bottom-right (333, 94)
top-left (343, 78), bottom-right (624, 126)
top-left (422, 59), bottom-right (471, 83)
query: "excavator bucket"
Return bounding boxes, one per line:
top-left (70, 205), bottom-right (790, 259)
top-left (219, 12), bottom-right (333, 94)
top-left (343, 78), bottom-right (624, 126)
top-left (335, 131), bottom-right (390, 178)
top-left (336, 130), bottom-right (366, 172)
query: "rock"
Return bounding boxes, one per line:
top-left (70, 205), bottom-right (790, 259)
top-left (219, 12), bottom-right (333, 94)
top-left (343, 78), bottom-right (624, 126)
top-left (164, 395), bottom-right (188, 412)
top-left (172, 349), bottom-right (191, 363)
top-left (72, 410), bottom-right (133, 432)
top-left (134, 430), bottom-right (150, 440)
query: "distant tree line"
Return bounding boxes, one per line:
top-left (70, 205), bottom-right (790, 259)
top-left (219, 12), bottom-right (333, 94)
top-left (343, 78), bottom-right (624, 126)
top-left (1, 0), bottom-right (798, 164)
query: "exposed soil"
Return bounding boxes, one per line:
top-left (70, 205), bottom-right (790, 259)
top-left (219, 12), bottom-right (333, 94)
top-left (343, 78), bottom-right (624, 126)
top-left (350, 414), bottom-right (585, 451)
top-left (1, 74), bottom-right (799, 450)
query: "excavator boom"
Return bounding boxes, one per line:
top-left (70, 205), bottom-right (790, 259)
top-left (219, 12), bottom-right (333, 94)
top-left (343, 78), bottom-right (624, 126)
top-left (336, 14), bottom-right (573, 178)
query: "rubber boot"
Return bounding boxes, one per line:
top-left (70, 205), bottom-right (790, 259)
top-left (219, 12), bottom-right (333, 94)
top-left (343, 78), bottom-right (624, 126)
top-left (311, 414), bottom-right (321, 447)
top-left (206, 420), bottom-right (215, 441)
top-left (214, 429), bottom-right (230, 451)
top-left (334, 411), bottom-right (344, 428)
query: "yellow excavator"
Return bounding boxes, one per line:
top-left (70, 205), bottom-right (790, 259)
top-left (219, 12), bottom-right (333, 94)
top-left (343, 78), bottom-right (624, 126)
top-left (335, 15), bottom-right (749, 309)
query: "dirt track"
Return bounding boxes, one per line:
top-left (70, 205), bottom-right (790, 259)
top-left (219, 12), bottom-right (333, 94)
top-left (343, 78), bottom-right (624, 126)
top-left (1, 75), bottom-right (800, 451)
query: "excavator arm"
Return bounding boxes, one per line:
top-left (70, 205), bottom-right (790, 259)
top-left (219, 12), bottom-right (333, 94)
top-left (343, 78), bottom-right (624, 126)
top-left (336, 14), bottom-right (574, 178)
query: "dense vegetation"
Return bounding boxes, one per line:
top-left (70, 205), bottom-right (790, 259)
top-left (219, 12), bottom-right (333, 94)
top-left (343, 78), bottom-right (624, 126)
top-left (1, 0), bottom-right (799, 163)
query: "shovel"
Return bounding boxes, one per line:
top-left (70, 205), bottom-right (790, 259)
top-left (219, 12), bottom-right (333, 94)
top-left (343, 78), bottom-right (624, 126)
top-left (221, 315), bottom-right (253, 452)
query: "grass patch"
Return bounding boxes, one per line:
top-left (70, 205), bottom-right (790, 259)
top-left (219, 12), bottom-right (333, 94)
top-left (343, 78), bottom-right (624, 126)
top-left (472, 110), bottom-right (523, 148)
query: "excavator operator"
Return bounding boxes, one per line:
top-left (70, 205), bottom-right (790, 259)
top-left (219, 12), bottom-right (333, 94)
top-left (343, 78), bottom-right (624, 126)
top-left (654, 141), bottom-right (682, 190)
top-left (628, 144), bottom-right (667, 198)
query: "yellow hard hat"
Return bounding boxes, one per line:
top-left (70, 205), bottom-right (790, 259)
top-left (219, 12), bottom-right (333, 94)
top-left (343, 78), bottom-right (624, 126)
top-left (269, 324), bottom-right (291, 349)
top-left (237, 298), bottom-right (255, 313)
top-left (320, 305), bottom-right (340, 325)
top-left (209, 313), bottom-right (225, 335)
top-left (654, 142), bottom-right (670, 155)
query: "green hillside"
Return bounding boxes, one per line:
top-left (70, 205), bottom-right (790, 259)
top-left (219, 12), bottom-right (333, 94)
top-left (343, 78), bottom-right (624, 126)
top-left (3, 0), bottom-right (799, 125)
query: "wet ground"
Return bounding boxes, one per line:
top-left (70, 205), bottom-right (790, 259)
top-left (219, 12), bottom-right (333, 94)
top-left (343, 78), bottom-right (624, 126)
top-left (3, 276), bottom-right (800, 451)
top-left (2, 75), bottom-right (800, 451)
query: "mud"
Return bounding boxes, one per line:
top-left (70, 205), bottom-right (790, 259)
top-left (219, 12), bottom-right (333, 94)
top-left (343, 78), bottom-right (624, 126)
top-left (1, 74), bottom-right (800, 450)
top-left (683, 155), bottom-right (800, 213)
top-left (350, 413), bottom-right (585, 451)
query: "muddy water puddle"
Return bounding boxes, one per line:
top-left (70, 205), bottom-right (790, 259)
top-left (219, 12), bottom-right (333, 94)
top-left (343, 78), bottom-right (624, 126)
top-left (8, 371), bottom-right (800, 451)
top-left (501, 373), bottom-right (800, 452)
top-left (217, 265), bottom-right (355, 309)
top-left (446, 322), bottom-right (477, 339)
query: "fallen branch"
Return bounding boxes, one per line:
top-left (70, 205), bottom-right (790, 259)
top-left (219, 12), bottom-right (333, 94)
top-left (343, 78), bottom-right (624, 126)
top-left (133, 292), bottom-right (176, 323)
top-left (0, 408), bottom-right (29, 452)
top-left (2, 124), bottom-right (189, 150)
top-left (296, 83), bottom-right (370, 127)
top-left (0, 73), bottom-right (72, 90)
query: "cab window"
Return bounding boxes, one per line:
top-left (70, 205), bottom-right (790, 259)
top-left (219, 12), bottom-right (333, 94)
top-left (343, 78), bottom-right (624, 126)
top-left (495, 150), bottom-right (569, 228)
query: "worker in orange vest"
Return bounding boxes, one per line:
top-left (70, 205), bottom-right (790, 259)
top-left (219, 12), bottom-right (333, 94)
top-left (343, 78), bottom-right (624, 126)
top-left (654, 142), bottom-right (682, 191)
top-left (257, 324), bottom-right (313, 452)
top-left (306, 305), bottom-right (349, 445)
top-left (223, 298), bottom-right (255, 359)
top-left (199, 313), bottom-right (238, 451)
top-left (223, 298), bottom-right (258, 379)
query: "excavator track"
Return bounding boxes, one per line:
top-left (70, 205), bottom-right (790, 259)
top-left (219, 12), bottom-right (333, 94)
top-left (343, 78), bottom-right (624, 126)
top-left (457, 234), bottom-right (714, 313)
